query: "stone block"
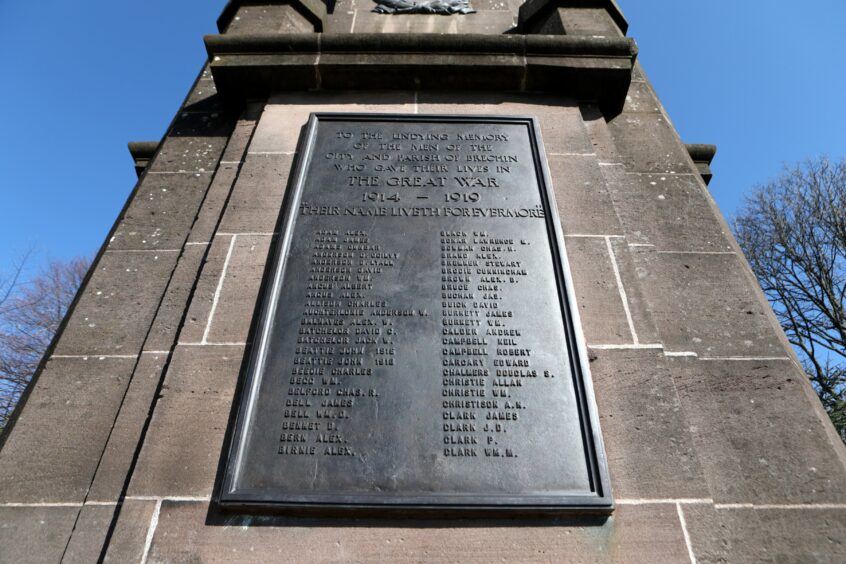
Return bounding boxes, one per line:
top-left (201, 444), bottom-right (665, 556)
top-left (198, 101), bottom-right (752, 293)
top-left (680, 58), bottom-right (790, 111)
top-left (53, 250), bottom-right (178, 356)
top-left (185, 164), bottom-right (240, 246)
top-left (323, 8), bottom-right (354, 34)
top-left (62, 503), bottom-right (115, 563)
top-left (630, 249), bottom-right (785, 357)
top-left (103, 499), bottom-right (158, 563)
top-left (0, 356), bottom-right (136, 503)
top-left (219, 107), bottom-right (261, 164)
top-left (548, 154), bottom-right (622, 236)
top-left (559, 7), bottom-right (623, 36)
top-left (608, 237), bottom-right (661, 344)
top-left (217, 153), bottom-right (294, 234)
top-left (580, 104), bottom-right (623, 163)
top-left (565, 236), bottom-right (633, 345)
top-left (147, 113), bottom-right (232, 174)
top-left (180, 233), bottom-right (272, 346)
top-left (87, 353), bottom-right (167, 502)
top-left (145, 501), bottom-right (689, 562)
top-left (179, 235), bottom-right (233, 344)
top-left (607, 113), bottom-right (695, 174)
top-left (0, 506), bottom-right (79, 564)
top-left (417, 92), bottom-right (594, 155)
top-left (671, 357), bottom-right (846, 504)
top-left (251, 91), bottom-right (415, 154)
top-left (143, 245), bottom-right (208, 352)
top-left (205, 234), bottom-right (274, 344)
top-left (224, 4), bottom-right (318, 34)
top-left (128, 345), bottom-right (244, 498)
top-left (608, 172), bottom-right (732, 252)
top-left (684, 504), bottom-right (846, 563)
top-left (107, 172), bottom-right (212, 251)
top-left (589, 349), bottom-right (708, 499)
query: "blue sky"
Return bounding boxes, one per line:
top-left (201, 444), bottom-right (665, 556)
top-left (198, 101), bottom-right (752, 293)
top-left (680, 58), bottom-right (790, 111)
top-left (2, 1), bottom-right (845, 279)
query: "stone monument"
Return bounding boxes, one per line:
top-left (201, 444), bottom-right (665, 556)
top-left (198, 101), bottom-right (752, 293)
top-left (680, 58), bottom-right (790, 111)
top-left (1, 0), bottom-right (844, 561)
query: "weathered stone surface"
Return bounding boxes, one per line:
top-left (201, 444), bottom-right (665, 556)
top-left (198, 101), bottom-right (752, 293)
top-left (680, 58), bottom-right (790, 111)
top-left (103, 499), bottom-right (158, 563)
top-left (146, 113), bottom-right (232, 174)
top-left (608, 237), bottom-right (661, 344)
top-left (219, 106), bottom-right (262, 163)
top-left (630, 249), bottom-right (785, 357)
top-left (684, 504), bottom-right (846, 563)
top-left (523, 7), bottom-right (622, 36)
top-left (0, 506), bottom-right (80, 564)
top-left (559, 7), bottom-right (623, 36)
top-left (580, 104), bottom-right (623, 163)
top-left (417, 92), bottom-right (594, 155)
top-left (179, 236), bottom-right (233, 344)
top-left (128, 345), bottom-right (243, 498)
top-left (62, 503), bottom-right (115, 563)
top-left (519, 0), bottom-right (627, 35)
top-left (180, 233), bottom-right (272, 345)
top-left (251, 91), bottom-right (414, 154)
top-left (607, 172), bottom-right (732, 252)
top-left (107, 172), bottom-right (212, 251)
top-left (87, 353), bottom-right (167, 502)
top-left (565, 236), bottom-right (634, 345)
top-left (589, 349), bottom-right (708, 499)
top-left (607, 113), bottom-right (695, 174)
top-left (204, 234), bottom-right (274, 344)
top-left (147, 501), bottom-right (689, 562)
top-left (143, 245), bottom-right (208, 352)
top-left (671, 357), bottom-right (846, 504)
top-left (622, 81), bottom-right (661, 114)
top-left (184, 164), bottom-right (240, 246)
top-left (184, 78), bottom-right (224, 115)
top-left (188, 108), bottom-right (264, 243)
top-left (225, 5), bottom-right (315, 34)
top-left (0, 356), bottom-right (136, 503)
top-left (53, 250), bottom-right (178, 356)
top-left (548, 154), bottom-right (623, 237)
top-left (217, 153), bottom-right (293, 234)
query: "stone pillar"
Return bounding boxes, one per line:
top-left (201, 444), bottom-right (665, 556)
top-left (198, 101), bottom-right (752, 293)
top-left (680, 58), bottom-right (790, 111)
top-left (1, 1), bottom-right (844, 562)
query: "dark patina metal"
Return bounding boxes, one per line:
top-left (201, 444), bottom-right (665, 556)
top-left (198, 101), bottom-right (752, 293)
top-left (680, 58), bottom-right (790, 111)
top-left (219, 114), bottom-right (612, 516)
top-left (372, 0), bottom-right (475, 15)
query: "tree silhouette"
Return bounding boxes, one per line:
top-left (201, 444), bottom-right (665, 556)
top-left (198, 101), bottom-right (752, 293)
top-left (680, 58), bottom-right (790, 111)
top-left (734, 157), bottom-right (846, 442)
top-left (0, 256), bottom-right (90, 430)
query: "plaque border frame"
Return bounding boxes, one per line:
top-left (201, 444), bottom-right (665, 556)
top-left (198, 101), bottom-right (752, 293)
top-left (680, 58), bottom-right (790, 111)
top-left (218, 113), bottom-right (614, 516)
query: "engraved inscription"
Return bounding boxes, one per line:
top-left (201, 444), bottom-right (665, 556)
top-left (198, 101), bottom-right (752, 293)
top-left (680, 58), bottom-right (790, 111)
top-left (222, 115), bottom-right (611, 514)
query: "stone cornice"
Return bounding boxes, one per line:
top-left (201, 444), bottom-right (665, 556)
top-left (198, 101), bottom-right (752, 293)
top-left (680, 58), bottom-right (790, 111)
top-left (127, 141), bottom-right (159, 178)
top-left (204, 33), bottom-right (637, 115)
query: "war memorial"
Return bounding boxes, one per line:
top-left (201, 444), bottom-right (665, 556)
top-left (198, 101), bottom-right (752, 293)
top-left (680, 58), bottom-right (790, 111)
top-left (1, 0), bottom-right (844, 561)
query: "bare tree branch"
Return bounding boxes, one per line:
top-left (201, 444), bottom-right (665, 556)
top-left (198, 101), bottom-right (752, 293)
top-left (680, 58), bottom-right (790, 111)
top-left (734, 156), bottom-right (846, 443)
top-left (0, 256), bottom-right (90, 430)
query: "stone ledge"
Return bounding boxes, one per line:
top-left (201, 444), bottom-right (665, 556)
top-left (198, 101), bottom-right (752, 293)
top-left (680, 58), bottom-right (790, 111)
top-left (686, 143), bottom-right (717, 185)
top-left (127, 141), bottom-right (159, 178)
top-left (204, 33), bottom-right (637, 115)
top-left (217, 0), bottom-right (327, 33)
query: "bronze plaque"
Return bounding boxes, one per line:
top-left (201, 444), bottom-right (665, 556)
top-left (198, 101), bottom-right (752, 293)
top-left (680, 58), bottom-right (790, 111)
top-left (220, 114), bottom-right (612, 515)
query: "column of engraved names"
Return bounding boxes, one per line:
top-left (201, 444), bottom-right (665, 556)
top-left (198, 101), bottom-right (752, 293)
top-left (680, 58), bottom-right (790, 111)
top-left (440, 229), bottom-right (538, 459)
top-left (280, 228), bottom-right (398, 458)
